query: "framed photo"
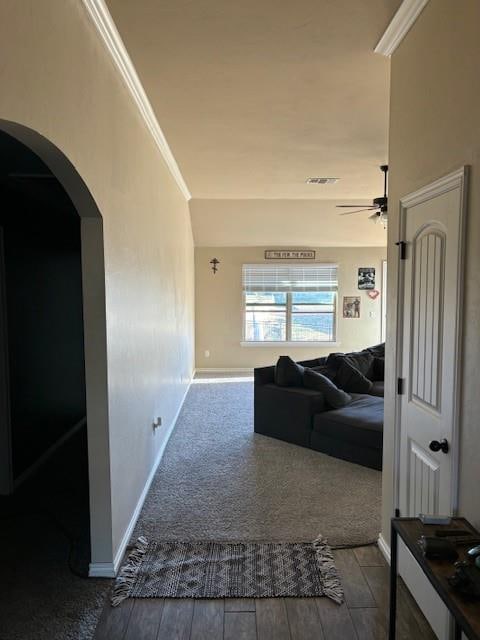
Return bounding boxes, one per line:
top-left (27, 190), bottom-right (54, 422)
top-left (358, 267), bottom-right (375, 290)
top-left (343, 296), bottom-right (361, 318)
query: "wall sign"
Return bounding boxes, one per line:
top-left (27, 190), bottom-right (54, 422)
top-left (264, 250), bottom-right (316, 260)
top-left (358, 267), bottom-right (375, 290)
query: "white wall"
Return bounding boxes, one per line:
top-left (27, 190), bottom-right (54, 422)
top-left (195, 246), bottom-right (386, 369)
top-left (0, 1), bottom-right (195, 568)
top-left (382, 0), bottom-right (480, 544)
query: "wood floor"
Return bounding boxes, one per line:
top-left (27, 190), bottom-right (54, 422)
top-left (94, 545), bottom-right (436, 640)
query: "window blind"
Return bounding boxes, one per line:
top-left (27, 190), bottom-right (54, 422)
top-left (242, 264), bottom-right (338, 293)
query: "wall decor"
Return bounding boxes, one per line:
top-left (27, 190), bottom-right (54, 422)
top-left (265, 250), bottom-right (316, 260)
top-left (210, 258), bottom-right (220, 274)
top-left (358, 267), bottom-right (375, 290)
top-left (343, 296), bottom-right (361, 318)
top-left (367, 289), bottom-right (380, 300)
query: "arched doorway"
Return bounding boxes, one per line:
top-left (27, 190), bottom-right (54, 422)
top-left (0, 121), bottom-right (112, 571)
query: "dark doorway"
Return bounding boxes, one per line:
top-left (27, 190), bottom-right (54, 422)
top-left (0, 131), bottom-right (87, 481)
top-left (0, 130), bottom-right (91, 569)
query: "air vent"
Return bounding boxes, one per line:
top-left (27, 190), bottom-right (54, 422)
top-left (305, 177), bottom-right (339, 184)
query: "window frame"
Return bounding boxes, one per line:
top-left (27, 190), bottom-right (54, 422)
top-left (242, 266), bottom-right (338, 345)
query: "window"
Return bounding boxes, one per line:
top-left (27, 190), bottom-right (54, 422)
top-left (242, 264), bottom-right (337, 343)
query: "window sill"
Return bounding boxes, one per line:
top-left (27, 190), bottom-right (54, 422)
top-left (240, 341), bottom-right (340, 348)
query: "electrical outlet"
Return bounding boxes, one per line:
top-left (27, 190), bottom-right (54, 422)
top-left (205, 350), bottom-right (210, 358)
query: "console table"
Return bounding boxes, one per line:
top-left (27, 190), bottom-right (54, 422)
top-left (390, 517), bottom-right (480, 640)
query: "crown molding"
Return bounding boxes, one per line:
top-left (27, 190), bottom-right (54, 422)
top-left (81, 0), bottom-right (191, 201)
top-left (375, 0), bottom-right (430, 57)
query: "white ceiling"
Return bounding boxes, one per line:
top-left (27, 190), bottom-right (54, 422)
top-left (107, 0), bottom-right (399, 245)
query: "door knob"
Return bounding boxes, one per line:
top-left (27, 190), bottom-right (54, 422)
top-left (429, 439), bottom-right (449, 454)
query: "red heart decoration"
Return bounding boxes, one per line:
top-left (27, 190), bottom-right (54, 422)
top-left (367, 290), bottom-right (380, 300)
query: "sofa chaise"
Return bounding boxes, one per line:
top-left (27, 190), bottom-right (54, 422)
top-left (254, 344), bottom-right (385, 470)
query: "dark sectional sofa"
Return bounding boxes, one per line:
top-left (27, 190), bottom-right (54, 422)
top-left (254, 345), bottom-right (385, 470)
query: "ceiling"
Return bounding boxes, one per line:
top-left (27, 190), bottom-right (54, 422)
top-left (107, 0), bottom-right (399, 244)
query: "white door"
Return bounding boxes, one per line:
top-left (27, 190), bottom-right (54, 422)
top-left (397, 168), bottom-right (467, 640)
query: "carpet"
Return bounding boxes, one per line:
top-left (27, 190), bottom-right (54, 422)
top-left (111, 536), bottom-right (343, 604)
top-left (0, 429), bottom-right (110, 640)
top-left (133, 378), bottom-right (381, 547)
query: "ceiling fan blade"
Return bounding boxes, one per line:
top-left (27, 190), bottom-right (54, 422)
top-left (336, 204), bottom-right (375, 208)
top-left (339, 209), bottom-right (373, 215)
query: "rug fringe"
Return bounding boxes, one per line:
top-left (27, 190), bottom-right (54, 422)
top-left (111, 537), bottom-right (148, 607)
top-left (312, 535), bottom-right (344, 605)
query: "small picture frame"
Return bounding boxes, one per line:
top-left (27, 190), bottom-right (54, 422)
top-left (358, 267), bottom-right (375, 290)
top-left (343, 296), bottom-right (361, 318)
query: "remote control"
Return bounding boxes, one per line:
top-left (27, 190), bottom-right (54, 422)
top-left (419, 513), bottom-right (452, 525)
top-left (467, 545), bottom-right (480, 558)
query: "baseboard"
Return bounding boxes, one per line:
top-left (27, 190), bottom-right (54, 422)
top-left (378, 532), bottom-right (391, 564)
top-left (89, 378), bottom-right (192, 577)
top-left (88, 562), bottom-right (116, 578)
top-left (14, 416), bottom-right (87, 490)
top-left (195, 368), bottom-right (253, 374)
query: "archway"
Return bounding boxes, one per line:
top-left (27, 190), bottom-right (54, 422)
top-left (0, 120), bottom-right (113, 570)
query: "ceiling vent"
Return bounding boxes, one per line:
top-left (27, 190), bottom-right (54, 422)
top-left (305, 177), bottom-right (339, 184)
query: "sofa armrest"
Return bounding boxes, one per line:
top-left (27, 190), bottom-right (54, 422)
top-left (254, 384), bottom-right (325, 447)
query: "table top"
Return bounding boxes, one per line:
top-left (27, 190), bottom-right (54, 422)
top-left (392, 517), bottom-right (480, 640)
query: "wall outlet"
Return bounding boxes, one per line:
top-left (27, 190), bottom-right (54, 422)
top-left (204, 350), bottom-right (210, 358)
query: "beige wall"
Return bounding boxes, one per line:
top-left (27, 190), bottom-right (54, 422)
top-left (190, 199), bottom-right (388, 248)
top-left (0, 1), bottom-right (194, 566)
top-left (382, 0), bottom-right (480, 543)
top-left (195, 246), bottom-right (386, 369)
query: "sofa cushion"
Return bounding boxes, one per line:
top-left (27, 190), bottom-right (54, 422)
top-left (303, 368), bottom-right (352, 409)
top-left (275, 356), bottom-right (305, 387)
top-left (366, 343), bottom-right (385, 358)
top-left (298, 356), bottom-right (327, 368)
top-left (373, 357), bottom-right (385, 381)
top-left (334, 360), bottom-right (373, 393)
top-left (312, 394), bottom-right (384, 450)
top-left (327, 350), bottom-right (374, 379)
top-left (369, 381), bottom-right (384, 397)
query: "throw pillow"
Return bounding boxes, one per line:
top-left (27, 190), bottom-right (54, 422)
top-left (327, 350), bottom-right (374, 379)
top-left (310, 364), bottom-right (336, 379)
top-left (303, 368), bottom-right (352, 408)
top-left (334, 359), bottom-right (373, 393)
top-left (367, 342), bottom-right (385, 358)
top-left (275, 356), bottom-right (305, 387)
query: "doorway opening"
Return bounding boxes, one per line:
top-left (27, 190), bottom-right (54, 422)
top-left (0, 122), bottom-right (113, 574)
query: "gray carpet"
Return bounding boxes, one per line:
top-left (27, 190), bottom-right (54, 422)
top-left (133, 378), bottom-right (381, 547)
top-left (0, 377), bottom-right (380, 640)
top-left (0, 429), bottom-right (110, 640)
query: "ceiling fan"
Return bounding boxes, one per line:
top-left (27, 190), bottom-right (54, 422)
top-left (337, 164), bottom-right (388, 227)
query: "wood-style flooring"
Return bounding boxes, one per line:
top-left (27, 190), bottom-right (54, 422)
top-left (94, 545), bottom-right (436, 640)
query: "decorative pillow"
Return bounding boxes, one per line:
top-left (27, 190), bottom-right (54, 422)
top-left (327, 350), bottom-right (374, 380)
top-left (297, 357), bottom-right (326, 368)
top-left (373, 357), bottom-right (385, 381)
top-left (303, 368), bottom-right (352, 408)
top-left (367, 343), bottom-right (385, 359)
top-left (334, 360), bottom-right (373, 393)
top-left (275, 356), bottom-right (305, 387)
top-left (310, 364), bottom-right (335, 378)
